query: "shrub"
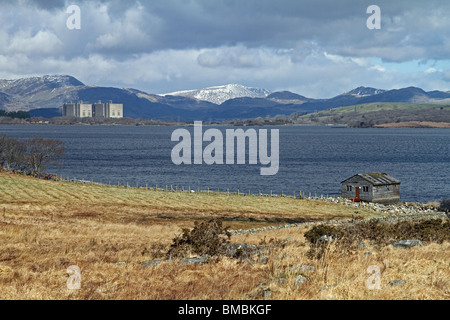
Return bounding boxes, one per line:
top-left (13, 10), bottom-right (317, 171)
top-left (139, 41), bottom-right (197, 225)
top-left (304, 225), bottom-right (343, 244)
top-left (439, 198), bottom-right (450, 212)
top-left (167, 218), bottom-right (231, 258)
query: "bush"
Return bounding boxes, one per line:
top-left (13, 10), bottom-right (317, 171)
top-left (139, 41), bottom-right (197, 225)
top-left (439, 198), bottom-right (450, 212)
top-left (304, 225), bottom-right (343, 244)
top-left (167, 218), bottom-right (231, 258)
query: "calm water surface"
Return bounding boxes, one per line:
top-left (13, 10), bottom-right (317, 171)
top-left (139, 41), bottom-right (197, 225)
top-left (1, 124), bottom-right (449, 203)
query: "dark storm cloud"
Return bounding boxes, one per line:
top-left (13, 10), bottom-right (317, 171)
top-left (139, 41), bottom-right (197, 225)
top-left (1, 0), bottom-right (450, 96)
top-left (3, 0), bottom-right (449, 61)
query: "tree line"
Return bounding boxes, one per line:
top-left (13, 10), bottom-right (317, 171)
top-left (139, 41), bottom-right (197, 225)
top-left (0, 110), bottom-right (31, 119)
top-left (0, 135), bottom-right (64, 176)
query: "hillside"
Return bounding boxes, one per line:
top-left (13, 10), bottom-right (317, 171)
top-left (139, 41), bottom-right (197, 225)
top-left (161, 83), bottom-right (271, 105)
top-left (292, 102), bottom-right (450, 127)
top-left (1, 75), bottom-right (450, 122)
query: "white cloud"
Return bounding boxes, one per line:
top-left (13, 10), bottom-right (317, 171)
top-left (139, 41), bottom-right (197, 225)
top-left (4, 30), bottom-right (63, 55)
top-left (369, 65), bottom-right (386, 72)
top-left (0, 0), bottom-right (450, 97)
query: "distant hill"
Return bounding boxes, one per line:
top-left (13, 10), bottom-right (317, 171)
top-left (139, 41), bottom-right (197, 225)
top-left (1, 75), bottom-right (450, 121)
top-left (161, 83), bottom-right (271, 105)
top-left (343, 86), bottom-right (386, 97)
top-left (292, 102), bottom-right (450, 127)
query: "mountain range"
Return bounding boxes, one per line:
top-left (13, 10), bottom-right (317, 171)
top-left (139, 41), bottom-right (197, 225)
top-left (1, 75), bottom-right (450, 121)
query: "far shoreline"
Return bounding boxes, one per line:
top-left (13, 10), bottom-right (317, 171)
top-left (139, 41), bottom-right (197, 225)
top-left (1, 117), bottom-right (450, 128)
top-left (373, 121), bottom-right (450, 128)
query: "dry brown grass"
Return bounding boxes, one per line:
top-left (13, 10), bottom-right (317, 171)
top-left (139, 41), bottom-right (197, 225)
top-left (0, 172), bottom-right (448, 300)
top-left (0, 171), bottom-right (370, 228)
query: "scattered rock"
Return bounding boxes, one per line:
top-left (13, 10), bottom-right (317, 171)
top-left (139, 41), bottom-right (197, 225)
top-left (290, 264), bottom-right (316, 273)
top-left (114, 262), bottom-right (126, 266)
top-left (391, 239), bottom-right (423, 249)
top-left (389, 279), bottom-right (407, 287)
top-left (179, 256), bottom-right (209, 265)
top-left (261, 290), bottom-right (272, 298)
top-left (140, 259), bottom-right (164, 267)
top-left (260, 257), bottom-right (269, 264)
top-left (223, 243), bottom-right (258, 258)
top-left (294, 275), bottom-right (308, 287)
top-left (318, 235), bottom-right (334, 243)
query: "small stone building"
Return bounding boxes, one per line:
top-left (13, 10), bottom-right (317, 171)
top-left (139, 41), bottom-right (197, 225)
top-left (341, 173), bottom-right (401, 204)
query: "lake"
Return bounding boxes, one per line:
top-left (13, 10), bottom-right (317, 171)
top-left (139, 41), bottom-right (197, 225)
top-left (1, 124), bottom-right (449, 203)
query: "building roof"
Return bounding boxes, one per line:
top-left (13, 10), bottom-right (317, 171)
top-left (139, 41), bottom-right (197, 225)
top-left (341, 173), bottom-right (401, 186)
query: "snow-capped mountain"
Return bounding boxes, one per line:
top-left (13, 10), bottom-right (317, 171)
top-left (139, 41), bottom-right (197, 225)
top-left (0, 75), bottom-right (84, 111)
top-left (161, 84), bottom-right (272, 105)
top-left (0, 75), bottom-right (84, 92)
top-left (343, 86), bottom-right (386, 97)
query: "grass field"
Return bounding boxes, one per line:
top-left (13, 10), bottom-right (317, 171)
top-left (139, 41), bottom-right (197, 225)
top-left (0, 171), bottom-right (370, 228)
top-left (295, 102), bottom-right (450, 127)
top-left (0, 171), bottom-right (448, 300)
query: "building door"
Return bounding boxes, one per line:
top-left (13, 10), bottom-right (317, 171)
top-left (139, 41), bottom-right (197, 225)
top-left (355, 187), bottom-right (360, 201)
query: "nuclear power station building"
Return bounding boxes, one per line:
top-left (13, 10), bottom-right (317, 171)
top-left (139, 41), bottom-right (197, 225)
top-left (63, 101), bottom-right (123, 118)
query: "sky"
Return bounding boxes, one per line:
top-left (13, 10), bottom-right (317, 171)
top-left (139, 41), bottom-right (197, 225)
top-left (1, 0), bottom-right (450, 98)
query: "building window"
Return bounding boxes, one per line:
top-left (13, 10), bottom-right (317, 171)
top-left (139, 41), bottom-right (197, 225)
top-left (112, 111), bottom-right (115, 116)
top-left (362, 186), bottom-right (369, 192)
top-left (346, 185), bottom-right (352, 191)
